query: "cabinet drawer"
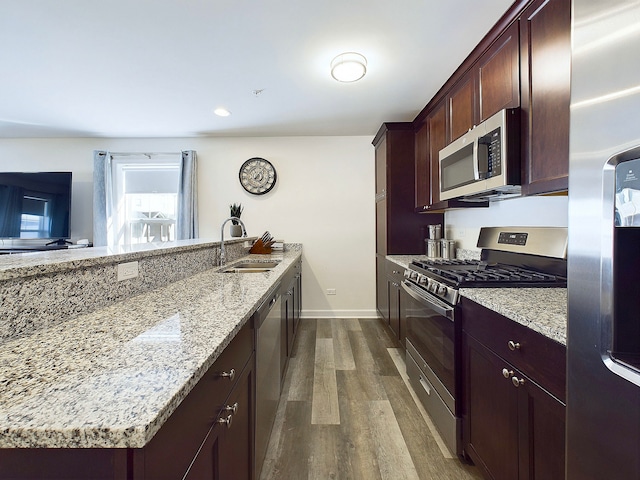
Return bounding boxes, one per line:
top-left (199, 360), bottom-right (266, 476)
top-left (386, 259), bottom-right (404, 281)
top-left (201, 320), bottom-right (254, 410)
top-left (460, 298), bottom-right (566, 401)
top-left (142, 321), bottom-right (254, 479)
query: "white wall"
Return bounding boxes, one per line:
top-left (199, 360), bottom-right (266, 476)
top-left (444, 195), bottom-right (569, 250)
top-left (0, 136), bottom-right (376, 318)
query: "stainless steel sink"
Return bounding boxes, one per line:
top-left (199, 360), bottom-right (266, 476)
top-left (220, 261), bottom-right (280, 273)
top-left (231, 262), bottom-right (280, 269)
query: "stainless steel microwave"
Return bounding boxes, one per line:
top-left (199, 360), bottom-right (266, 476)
top-left (439, 108), bottom-right (521, 201)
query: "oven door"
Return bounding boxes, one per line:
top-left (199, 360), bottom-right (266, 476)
top-left (401, 279), bottom-right (460, 455)
top-left (401, 280), bottom-right (456, 406)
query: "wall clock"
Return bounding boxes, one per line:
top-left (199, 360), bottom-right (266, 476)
top-left (239, 157), bottom-right (277, 195)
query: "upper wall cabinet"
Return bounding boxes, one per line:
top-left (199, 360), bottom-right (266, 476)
top-left (478, 22), bottom-right (520, 123)
top-left (448, 22), bottom-right (520, 143)
top-left (519, 0), bottom-right (571, 195)
top-left (375, 123), bottom-right (442, 254)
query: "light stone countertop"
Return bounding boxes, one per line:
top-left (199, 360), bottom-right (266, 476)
top-left (0, 237), bottom-right (250, 281)
top-left (386, 255), bottom-right (567, 345)
top-left (0, 246), bottom-right (301, 449)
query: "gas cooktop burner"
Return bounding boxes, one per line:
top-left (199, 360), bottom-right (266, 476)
top-left (410, 259), bottom-right (566, 288)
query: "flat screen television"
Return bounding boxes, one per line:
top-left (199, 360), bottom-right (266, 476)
top-left (0, 172), bottom-right (72, 242)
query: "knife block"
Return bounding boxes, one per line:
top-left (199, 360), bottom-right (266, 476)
top-left (249, 239), bottom-right (272, 254)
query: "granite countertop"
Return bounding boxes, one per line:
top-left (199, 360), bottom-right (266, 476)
top-left (0, 247), bottom-right (301, 449)
top-left (386, 254), bottom-right (567, 345)
top-left (0, 237), bottom-right (251, 281)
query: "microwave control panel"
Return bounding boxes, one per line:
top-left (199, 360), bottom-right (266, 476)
top-left (479, 127), bottom-right (502, 178)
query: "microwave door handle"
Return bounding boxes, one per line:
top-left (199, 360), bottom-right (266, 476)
top-left (472, 139), bottom-right (481, 180)
top-left (476, 137), bottom-right (490, 179)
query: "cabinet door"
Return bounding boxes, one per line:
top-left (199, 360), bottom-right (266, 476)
top-left (185, 358), bottom-right (254, 480)
top-left (388, 278), bottom-right (400, 339)
top-left (463, 333), bottom-right (519, 480)
top-left (376, 254), bottom-right (389, 319)
top-left (517, 378), bottom-right (566, 480)
top-left (520, 0), bottom-right (571, 195)
top-left (375, 199), bottom-right (387, 255)
top-left (415, 120), bottom-right (431, 210)
top-left (478, 22), bottom-right (520, 122)
top-left (448, 74), bottom-right (476, 142)
top-left (427, 100), bottom-right (447, 205)
top-left (375, 135), bottom-right (387, 197)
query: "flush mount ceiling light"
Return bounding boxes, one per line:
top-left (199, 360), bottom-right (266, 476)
top-left (330, 52), bottom-right (367, 83)
top-left (214, 107), bottom-right (231, 117)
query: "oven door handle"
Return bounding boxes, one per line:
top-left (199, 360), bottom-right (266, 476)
top-left (401, 281), bottom-right (454, 320)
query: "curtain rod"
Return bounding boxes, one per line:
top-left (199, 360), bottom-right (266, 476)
top-left (97, 151), bottom-right (186, 158)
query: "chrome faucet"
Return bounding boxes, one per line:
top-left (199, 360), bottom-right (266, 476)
top-left (220, 216), bottom-right (247, 265)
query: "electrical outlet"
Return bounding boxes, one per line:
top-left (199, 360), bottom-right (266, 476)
top-left (456, 228), bottom-right (466, 238)
top-left (117, 261), bottom-right (139, 281)
top-left (326, 288), bottom-right (336, 295)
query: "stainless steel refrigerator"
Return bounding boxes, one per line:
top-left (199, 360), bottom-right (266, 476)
top-left (568, 0), bottom-right (640, 478)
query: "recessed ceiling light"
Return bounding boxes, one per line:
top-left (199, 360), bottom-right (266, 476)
top-left (330, 52), bottom-right (367, 83)
top-left (214, 107), bottom-right (231, 117)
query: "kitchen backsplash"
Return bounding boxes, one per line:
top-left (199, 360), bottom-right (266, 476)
top-left (444, 195), bottom-right (568, 250)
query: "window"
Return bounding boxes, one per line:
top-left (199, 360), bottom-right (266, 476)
top-left (110, 155), bottom-right (181, 246)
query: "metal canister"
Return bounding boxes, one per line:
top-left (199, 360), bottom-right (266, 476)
top-left (428, 224), bottom-right (442, 240)
top-left (441, 239), bottom-right (456, 259)
top-left (427, 239), bottom-right (441, 258)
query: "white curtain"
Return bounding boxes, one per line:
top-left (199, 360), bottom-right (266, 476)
top-left (93, 150), bottom-right (199, 247)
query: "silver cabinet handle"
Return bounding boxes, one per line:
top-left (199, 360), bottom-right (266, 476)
top-left (218, 414), bottom-right (233, 429)
top-left (502, 368), bottom-right (514, 379)
top-left (224, 402), bottom-right (238, 415)
top-left (508, 341), bottom-right (521, 351)
top-left (512, 376), bottom-right (525, 387)
top-left (218, 368), bottom-right (235, 381)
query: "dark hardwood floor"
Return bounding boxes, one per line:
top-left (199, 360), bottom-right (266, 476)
top-left (260, 318), bottom-right (482, 480)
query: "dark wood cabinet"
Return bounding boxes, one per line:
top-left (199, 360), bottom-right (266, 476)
top-left (461, 298), bottom-right (566, 480)
top-left (281, 259), bottom-right (302, 381)
top-left (374, 123), bottom-right (443, 318)
top-left (427, 100), bottom-right (448, 207)
top-left (478, 21), bottom-right (520, 122)
top-left (376, 255), bottom-right (389, 320)
top-left (185, 355), bottom-right (255, 480)
top-left (374, 123), bottom-right (434, 255)
top-left (448, 75), bottom-right (475, 142)
top-left (448, 21), bottom-right (519, 143)
top-left (519, 0), bottom-right (571, 195)
top-left (386, 260), bottom-right (405, 347)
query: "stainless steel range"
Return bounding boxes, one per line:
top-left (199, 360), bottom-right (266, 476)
top-left (402, 226), bottom-right (567, 458)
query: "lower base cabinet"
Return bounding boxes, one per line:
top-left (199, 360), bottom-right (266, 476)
top-left (461, 299), bottom-right (566, 480)
top-left (185, 356), bottom-right (254, 480)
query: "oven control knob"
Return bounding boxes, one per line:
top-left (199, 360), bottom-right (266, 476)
top-left (437, 284), bottom-right (448, 296)
top-left (418, 275), bottom-right (428, 285)
top-left (404, 270), bottom-right (411, 278)
top-left (410, 271), bottom-right (419, 281)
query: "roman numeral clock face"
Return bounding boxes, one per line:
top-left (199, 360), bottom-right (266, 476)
top-left (239, 157), bottom-right (277, 195)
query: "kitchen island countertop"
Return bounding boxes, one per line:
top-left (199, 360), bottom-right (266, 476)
top-left (0, 246), bottom-right (302, 449)
top-left (386, 255), bottom-right (567, 345)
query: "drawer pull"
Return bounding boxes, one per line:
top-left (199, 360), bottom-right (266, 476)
top-left (508, 341), bottom-right (521, 351)
top-left (224, 402), bottom-right (239, 415)
top-left (502, 368), bottom-right (514, 379)
top-left (512, 376), bottom-right (526, 387)
top-left (218, 368), bottom-right (236, 381)
top-left (218, 414), bottom-right (233, 429)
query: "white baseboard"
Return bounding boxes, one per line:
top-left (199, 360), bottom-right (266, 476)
top-left (300, 309), bottom-right (379, 319)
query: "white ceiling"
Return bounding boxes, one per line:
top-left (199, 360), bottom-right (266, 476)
top-left (0, 0), bottom-right (514, 138)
